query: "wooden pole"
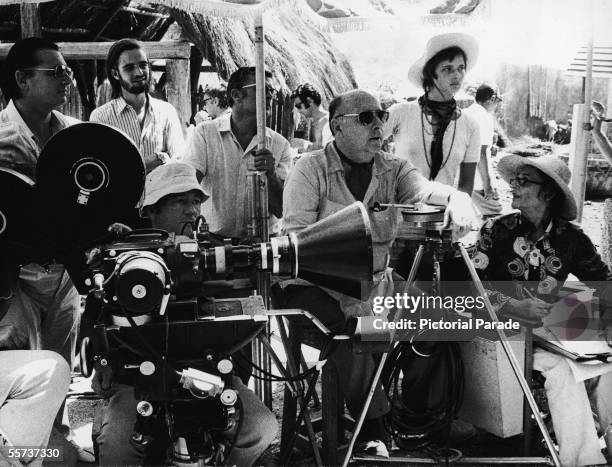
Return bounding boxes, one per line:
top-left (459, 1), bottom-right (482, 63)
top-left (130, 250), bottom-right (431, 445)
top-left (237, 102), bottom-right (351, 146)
top-left (165, 58), bottom-right (191, 131)
top-left (20, 3), bottom-right (41, 38)
top-left (570, 36), bottom-right (594, 222)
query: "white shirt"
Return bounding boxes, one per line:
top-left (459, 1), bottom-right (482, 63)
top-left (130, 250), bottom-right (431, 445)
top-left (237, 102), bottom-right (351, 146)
top-left (383, 100), bottom-right (480, 188)
top-left (464, 102), bottom-right (495, 190)
top-left (182, 113), bottom-right (292, 238)
top-left (90, 95), bottom-right (184, 172)
top-left (0, 100), bottom-right (79, 180)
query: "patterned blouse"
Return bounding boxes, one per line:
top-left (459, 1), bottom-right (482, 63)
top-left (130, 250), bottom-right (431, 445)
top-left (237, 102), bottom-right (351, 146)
top-left (473, 212), bottom-right (612, 312)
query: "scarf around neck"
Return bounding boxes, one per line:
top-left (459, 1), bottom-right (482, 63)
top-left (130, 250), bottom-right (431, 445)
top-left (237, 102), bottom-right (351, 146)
top-left (418, 93), bottom-right (458, 180)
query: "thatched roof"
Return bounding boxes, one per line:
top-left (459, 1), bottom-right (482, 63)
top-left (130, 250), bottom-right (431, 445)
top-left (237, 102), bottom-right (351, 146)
top-left (0, 0), bottom-right (356, 101)
top-left (169, 6), bottom-right (356, 100)
top-left (0, 1), bottom-right (173, 42)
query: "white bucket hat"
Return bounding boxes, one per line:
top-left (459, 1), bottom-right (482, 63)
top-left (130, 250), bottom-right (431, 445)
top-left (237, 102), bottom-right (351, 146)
top-left (408, 32), bottom-right (479, 88)
top-left (142, 162), bottom-right (207, 209)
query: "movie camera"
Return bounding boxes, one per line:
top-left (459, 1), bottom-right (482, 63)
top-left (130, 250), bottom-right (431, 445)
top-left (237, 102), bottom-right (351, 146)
top-left (0, 123), bottom-right (374, 466)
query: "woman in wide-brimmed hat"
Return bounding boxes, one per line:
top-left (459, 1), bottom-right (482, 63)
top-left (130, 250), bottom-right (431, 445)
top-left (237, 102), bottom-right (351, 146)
top-left (383, 32), bottom-right (480, 193)
top-left (473, 153), bottom-right (612, 467)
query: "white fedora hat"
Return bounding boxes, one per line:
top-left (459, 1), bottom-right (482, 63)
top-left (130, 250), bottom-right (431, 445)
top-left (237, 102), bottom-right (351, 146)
top-left (408, 32), bottom-right (479, 88)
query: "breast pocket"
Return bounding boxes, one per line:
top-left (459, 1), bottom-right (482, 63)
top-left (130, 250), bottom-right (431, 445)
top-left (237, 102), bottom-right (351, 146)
top-left (370, 209), bottom-right (397, 245)
top-left (319, 198), bottom-right (348, 221)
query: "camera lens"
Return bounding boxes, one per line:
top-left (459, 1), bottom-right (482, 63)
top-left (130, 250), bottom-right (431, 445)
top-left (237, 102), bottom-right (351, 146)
top-left (72, 159), bottom-right (108, 192)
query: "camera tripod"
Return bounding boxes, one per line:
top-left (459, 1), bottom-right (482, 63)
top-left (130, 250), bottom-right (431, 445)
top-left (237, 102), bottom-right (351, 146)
top-left (341, 230), bottom-right (562, 467)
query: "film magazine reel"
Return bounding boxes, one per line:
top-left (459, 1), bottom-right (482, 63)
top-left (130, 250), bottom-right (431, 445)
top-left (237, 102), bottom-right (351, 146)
top-left (343, 203), bottom-right (562, 467)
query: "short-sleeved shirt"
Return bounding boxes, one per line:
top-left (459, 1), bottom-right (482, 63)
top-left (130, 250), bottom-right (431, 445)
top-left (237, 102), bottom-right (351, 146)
top-left (464, 102), bottom-right (495, 190)
top-left (90, 95), bottom-right (184, 172)
top-left (0, 99), bottom-right (79, 180)
top-left (182, 113), bottom-right (292, 238)
top-left (283, 142), bottom-right (454, 272)
top-left (383, 100), bottom-right (480, 188)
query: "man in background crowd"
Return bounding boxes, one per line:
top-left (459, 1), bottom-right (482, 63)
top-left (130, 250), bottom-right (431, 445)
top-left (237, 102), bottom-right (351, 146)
top-left (291, 83), bottom-right (332, 152)
top-left (194, 84), bottom-right (231, 124)
top-left (464, 83), bottom-right (503, 218)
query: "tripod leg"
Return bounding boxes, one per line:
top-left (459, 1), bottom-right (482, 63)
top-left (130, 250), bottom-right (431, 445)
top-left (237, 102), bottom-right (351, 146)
top-left (457, 244), bottom-right (561, 467)
top-left (341, 245), bottom-right (426, 467)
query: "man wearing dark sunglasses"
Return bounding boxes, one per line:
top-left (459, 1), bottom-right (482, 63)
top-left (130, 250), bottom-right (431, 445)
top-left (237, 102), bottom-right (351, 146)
top-left (282, 89), bottom-right (479, 458)
top-left (290, 83), bottom-right (331, 151)
top-left (0, 37), bottom-right (93, 464)
top-left (183, 67), bottom-right (292, 240)
top-left (90, 39), bottom-right (184, 174)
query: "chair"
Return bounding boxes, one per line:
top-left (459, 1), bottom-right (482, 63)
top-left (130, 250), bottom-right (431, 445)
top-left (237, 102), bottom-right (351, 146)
top-left (279, 319), bottom-right (355, 466)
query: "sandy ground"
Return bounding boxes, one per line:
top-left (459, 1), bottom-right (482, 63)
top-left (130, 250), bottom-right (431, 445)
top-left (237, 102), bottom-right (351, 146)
top-left (66, 144), bottom-right (610, 466)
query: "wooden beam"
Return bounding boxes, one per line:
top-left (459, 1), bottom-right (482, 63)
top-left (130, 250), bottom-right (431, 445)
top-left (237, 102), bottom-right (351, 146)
top-left (166, 58), bottom-right (191, 130)
top-left (20, 3), bottom-right (41, 38)
top-left (42, 27), bottom-right (90, 35)
top-left (121, 6), bottom-right (170, 19)
top-left (91, 0), bottom-right (129, 41)
top-left (0, 41), bottom-right (191, 60)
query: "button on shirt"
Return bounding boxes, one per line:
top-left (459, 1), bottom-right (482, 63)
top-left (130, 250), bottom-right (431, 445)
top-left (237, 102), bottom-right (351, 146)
top-left (90, 96), bottom-right (184, 172)
top-left (383, 100), bottom-right (480, 187)
top-left (182, 114), bottom-right (291, 238)
top-left (283, 142), bottom-right (455, 272)
top-left (0, 99), bottom-right (79, 180)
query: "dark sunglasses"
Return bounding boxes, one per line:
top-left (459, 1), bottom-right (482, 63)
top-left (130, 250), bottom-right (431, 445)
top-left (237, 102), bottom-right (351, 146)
top-left (334, 110), bottom-right (389, 126)
top-left (509, 175), bottom-right (544, 187)
top-left (23, 64), bottom-right (74, 79)
top-left (241, 83), bottom-right (278, 98)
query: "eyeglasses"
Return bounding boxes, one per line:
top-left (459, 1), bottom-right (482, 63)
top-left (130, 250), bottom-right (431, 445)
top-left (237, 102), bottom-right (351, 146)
top-left (23, 64), bottom-right (74, 79)
top-left (334, 110), bottom-right (389, 126)
top-left (241, 83), bottom-right (278, 98)
top-left (509, 175), bottom-right (544, 187)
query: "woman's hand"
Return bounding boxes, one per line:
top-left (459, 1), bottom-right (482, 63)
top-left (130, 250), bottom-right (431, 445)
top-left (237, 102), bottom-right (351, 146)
top-left (507, 297), bottom-right (552, 320)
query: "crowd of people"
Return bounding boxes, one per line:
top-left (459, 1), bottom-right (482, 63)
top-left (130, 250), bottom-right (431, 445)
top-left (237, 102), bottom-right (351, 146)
top-left (0, 31), bottom-right (611, 467)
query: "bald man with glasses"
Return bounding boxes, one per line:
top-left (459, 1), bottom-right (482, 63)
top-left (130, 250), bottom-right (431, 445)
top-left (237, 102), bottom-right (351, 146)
top-left (281, 89), bottom-right (479, 456)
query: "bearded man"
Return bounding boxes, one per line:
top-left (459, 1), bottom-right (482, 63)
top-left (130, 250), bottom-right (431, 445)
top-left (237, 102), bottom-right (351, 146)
top-left (90, 38), bottom-right (184, 173)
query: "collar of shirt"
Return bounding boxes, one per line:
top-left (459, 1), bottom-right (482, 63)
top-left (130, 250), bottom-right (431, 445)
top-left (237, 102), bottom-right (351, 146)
top-left (112, 95), bottom-right (151, 115)
top-left (217, 113), bottom-right (273, 155)
top-left (5, 99), bottom-right (67, 149)
top-left (513, 213), bottom-right (566, 242)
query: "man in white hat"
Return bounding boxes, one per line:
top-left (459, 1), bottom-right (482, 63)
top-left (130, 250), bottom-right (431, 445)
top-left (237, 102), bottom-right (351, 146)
top-left (91, 162), bottom-right (278, 467)
top-left (383, 32), bottom-right (480, 194)
top-left (472, 154), bottom-right (612, 466)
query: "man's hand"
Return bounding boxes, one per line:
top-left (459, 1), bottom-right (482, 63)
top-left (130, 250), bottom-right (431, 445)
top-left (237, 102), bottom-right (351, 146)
top-left (484, 182), bottom-right (499, 200)
top-left (145, 157), bottom-right (164, 174)
top-left (251, 148), bottom-right (276, 175)
top-left (91, 361), bottom-right (114, 398)
top-left (156, 151), bottom-right (171, 165)
top-left (507, 297), bottom-right (552, 320)
top-left (443, 191), bottom-right (481, 238)
top-left (0, 324), bottom-right (28, 350)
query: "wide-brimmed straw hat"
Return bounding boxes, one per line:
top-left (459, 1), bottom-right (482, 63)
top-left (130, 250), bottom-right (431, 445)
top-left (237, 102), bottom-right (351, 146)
top-left (142, 162), bottom-right (207, 209)
top-left (497, 154), bottom-right (577, 221)
top-left (408, 32), bottom-right (479, 88)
